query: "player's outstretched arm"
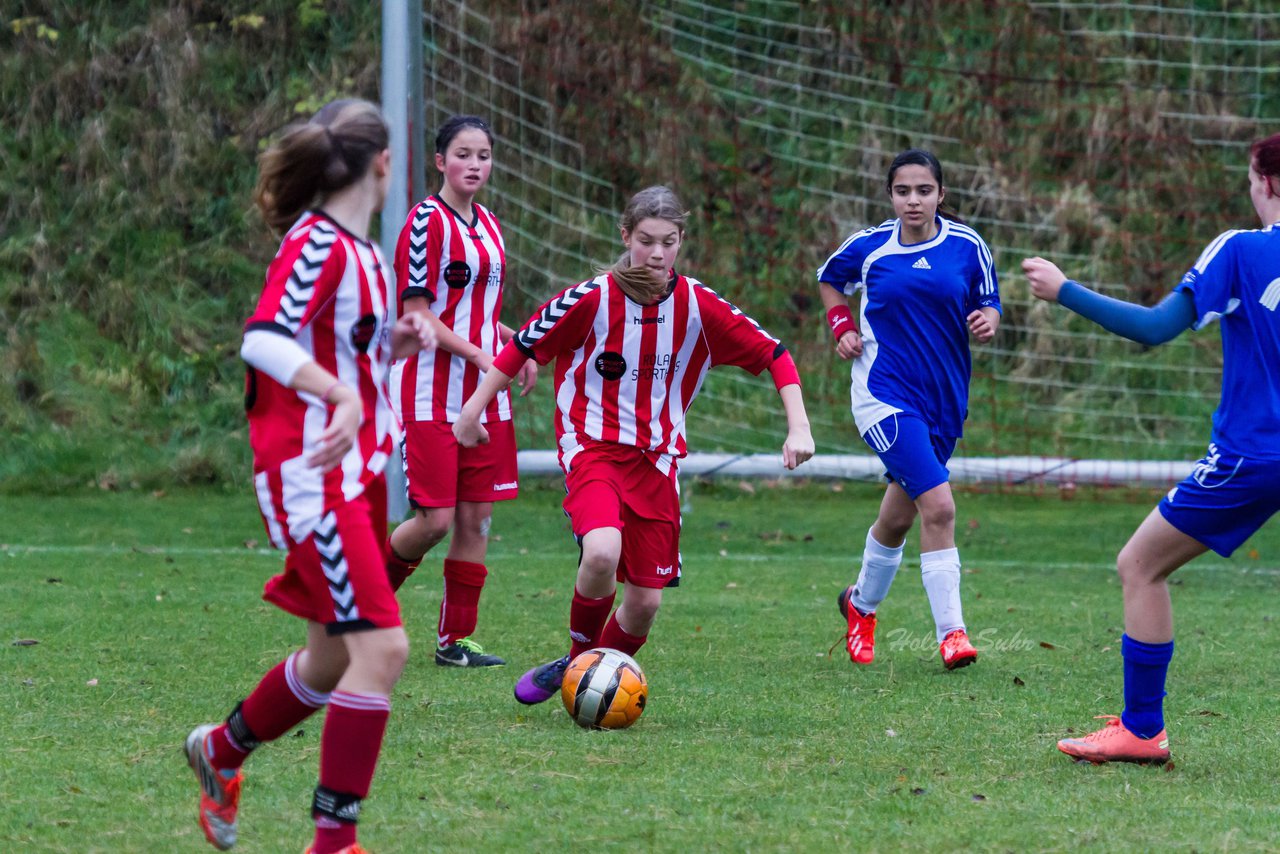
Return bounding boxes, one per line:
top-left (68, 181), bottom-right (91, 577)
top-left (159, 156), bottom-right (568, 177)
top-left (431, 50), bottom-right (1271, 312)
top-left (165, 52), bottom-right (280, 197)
top-left (777, 383), bottom-right (815, 470)
top-left (1023, 257), bottom-right (1195, 347)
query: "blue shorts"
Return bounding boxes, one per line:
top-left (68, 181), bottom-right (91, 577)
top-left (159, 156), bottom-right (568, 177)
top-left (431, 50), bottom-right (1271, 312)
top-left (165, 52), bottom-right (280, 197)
top-left (1159, 442), bottom-right (1280, 557)
top-left (862, 413), bottom-right (957, 500)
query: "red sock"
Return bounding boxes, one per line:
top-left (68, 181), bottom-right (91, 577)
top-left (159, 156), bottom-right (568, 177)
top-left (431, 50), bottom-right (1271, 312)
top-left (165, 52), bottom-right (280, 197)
top-left (208, 651), bottom-right (328, 770)
top-left (312, 691), bottom-right (390, 854)
top-left (438, 559), bottom-right (487, 645)
top-left (569, 587), bottom-right (616, 659)
top-left (385, 541), bottom-right (421, 592)
top-left (599, 611), bottom-right (648, 657)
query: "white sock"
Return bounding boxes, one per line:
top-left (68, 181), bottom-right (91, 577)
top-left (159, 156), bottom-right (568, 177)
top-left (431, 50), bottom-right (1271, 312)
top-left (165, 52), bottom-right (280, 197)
top-left (850, 530), bottom-right (904, 614)
top-left (920, 548), bottom-right (964, 643)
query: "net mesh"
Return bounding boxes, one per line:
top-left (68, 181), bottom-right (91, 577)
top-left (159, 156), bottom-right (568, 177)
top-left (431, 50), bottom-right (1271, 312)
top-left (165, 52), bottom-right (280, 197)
top-left (422, 0), bottom-right (1279, 486)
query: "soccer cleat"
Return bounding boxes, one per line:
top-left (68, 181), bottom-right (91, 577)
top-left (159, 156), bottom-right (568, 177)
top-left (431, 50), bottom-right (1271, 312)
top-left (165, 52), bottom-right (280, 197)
top-left (303, 846), bottom-right (371, 854)
top-left (435, 638), bottom-right (505, 668)
top-left (185, 724), bottom-right (243, 850)
top-left (1057, 715), bottom-right (1171, 765)
top-left (513, 654), bottom-right (571, 705)
top-left (939, 629), bottom-right (978, 670)
top-left (837, 585), bottom-right (877, 665)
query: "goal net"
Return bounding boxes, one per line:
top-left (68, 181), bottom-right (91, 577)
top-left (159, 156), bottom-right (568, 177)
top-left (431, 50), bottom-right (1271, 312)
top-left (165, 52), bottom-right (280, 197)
top-left (421, 0), bottom-right (1279, 487)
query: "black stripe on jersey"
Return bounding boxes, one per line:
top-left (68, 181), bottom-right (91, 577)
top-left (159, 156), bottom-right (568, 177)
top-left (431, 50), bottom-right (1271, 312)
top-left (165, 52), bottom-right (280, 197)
top-left (275, 222), bottom-right (338, 333)
top-left (772, 342), bottom-right (787, 360)
top-left (401, 285), bottom-right (433, 302)
top-left (515, 280), bottom-right (602, 350)
top-left (245, 319), bottom-right (295, 337)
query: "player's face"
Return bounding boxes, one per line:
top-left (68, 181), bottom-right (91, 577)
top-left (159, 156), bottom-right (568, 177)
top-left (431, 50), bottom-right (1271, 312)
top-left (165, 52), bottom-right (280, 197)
top-left (436, 128), bottom-right (493, 199)
top-left (889, 164), bottom-right (943, 231)
top-left (623, 217), bottom-right (683, 280)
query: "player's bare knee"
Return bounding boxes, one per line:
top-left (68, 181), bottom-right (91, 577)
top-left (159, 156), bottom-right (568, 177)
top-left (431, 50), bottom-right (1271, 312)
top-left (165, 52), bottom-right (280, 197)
top-left (579, 548), bottom-right (619, 580)
top-left (918, 502), bottom-right (955, 535)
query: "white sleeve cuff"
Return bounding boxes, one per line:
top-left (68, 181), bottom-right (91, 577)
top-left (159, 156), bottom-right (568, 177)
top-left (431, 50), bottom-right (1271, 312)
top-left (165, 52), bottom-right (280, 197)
top-left (241, 329), bottom-right (312, 386)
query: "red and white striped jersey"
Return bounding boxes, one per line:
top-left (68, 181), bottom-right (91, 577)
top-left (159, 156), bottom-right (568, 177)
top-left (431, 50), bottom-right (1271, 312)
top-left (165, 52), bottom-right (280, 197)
top-left (390, 194), bottom-right (510, 423)
top-left (509, 272), bottom-right (784, 475)
top-left (244, 212), bottom-right (396, 548)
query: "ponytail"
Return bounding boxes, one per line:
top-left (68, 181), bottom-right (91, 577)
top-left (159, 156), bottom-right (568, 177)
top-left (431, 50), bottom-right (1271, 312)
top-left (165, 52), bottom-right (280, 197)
top-left (254, 99), bottom-right (389, 234)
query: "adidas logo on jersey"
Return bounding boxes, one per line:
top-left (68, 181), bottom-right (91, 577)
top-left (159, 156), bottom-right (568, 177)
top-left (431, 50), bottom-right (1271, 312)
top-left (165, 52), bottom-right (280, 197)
top-left (912, 257), bottom-right (932, 270)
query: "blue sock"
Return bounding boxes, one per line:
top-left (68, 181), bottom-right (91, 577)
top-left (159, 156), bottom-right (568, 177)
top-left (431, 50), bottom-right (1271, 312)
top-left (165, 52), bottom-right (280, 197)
top-left (1119, 634), bottom-right (1174, 739)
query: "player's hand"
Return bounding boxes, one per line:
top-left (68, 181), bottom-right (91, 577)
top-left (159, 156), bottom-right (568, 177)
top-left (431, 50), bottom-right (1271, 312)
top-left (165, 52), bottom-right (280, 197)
top-left (782, 427), bottom-right (815, 470)
top-left (308, 386), bottom-right (361, 472)
top-left (453, 415), bottom-right (490, 448)
top-left (391, 312), bottom-right (436, 359)
top-left (835, 330), bottom-right (863, 360)
top-left (514, 359), bottom-right (538, 397)
top-left (967, 309), bottom-right (996, 343)
top-left (1023, 257), bottom-right (1068, 303)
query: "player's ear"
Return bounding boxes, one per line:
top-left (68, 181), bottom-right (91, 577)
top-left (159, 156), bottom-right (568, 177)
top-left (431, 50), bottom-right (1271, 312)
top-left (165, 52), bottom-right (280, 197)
top-left (435, 151), bottom-right (446, 174)
top-left (620, 227), bottom-right (631, 247)
top-left (373, 149), bottom-right (391, 178)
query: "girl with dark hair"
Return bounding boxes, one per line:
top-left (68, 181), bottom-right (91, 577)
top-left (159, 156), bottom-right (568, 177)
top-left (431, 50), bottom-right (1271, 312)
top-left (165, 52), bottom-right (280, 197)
top-left (819, 148), bottom-right (1001, 671)
top-left (453, 185), bottom-right (815, 704)
top-left (386, 115), bottom-right (536, 668)
top-left (1026, 132), bottom-right (1280, 765)
top-left (184, 98), bottom-right (435, 854)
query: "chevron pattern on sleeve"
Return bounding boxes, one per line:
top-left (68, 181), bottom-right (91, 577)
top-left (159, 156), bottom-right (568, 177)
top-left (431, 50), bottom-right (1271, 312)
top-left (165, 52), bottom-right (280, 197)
top-left (516, 280), bottom-right (601, 349)
top-left (274, 222), bottom-right (338, 333)
top-left (405, 204), bottom-right (434, 292)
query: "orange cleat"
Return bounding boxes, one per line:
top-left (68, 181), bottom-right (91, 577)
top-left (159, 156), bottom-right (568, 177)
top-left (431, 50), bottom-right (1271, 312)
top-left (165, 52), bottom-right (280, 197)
top-left (939, 629), bottom-right (978, 670)
top-left (837, 585), bottom-right (877, 664)
top-left (184, 724), bottom-right (243, 850)
top-left (1057, 715), bottom-right (1170, 765)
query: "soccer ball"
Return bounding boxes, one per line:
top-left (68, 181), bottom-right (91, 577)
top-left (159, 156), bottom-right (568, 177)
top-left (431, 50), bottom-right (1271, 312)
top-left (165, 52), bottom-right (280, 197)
top-left (560, 648), bottom-right (648, 730)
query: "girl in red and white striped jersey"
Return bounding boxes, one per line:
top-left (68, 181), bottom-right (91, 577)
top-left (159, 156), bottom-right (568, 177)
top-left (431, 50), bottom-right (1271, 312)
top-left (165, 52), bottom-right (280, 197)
top-left (183, 99), bottom-right (435, 854)
top-left (386, 115), bottom-right (536, 668)
top-left (453, 185), bottom-right (815, 705)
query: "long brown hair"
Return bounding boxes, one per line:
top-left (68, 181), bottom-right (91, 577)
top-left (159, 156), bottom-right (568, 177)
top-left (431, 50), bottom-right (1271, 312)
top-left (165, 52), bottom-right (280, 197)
top-left (607, 185), bottom-right (689, 303)
top-left (254, 99), bottom-right (390, 233)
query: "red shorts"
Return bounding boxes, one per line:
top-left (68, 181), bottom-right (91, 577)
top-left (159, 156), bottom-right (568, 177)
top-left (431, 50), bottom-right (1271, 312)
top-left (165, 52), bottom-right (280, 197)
top-left (401, 419), bottom-right (519, 508)
top-left (562, 444), bottom-right (682, 589)
top-left (262, 481), bottom-right (401, 635)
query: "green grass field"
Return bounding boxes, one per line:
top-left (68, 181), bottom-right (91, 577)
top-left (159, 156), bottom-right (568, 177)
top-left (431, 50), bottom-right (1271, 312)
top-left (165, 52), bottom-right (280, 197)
top-left (4, 482), bottom-right (1280, 852)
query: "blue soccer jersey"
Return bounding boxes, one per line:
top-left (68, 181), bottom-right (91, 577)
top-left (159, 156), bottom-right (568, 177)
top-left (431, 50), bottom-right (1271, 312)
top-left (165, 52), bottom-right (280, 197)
top-left (1174, 222), bottom-right (1280, 460)
top-left (817, 216), bottom-right (1000, 437)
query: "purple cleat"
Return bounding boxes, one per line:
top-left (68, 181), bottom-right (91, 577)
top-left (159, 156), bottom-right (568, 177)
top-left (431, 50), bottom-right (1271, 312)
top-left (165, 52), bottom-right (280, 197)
top-left (514, 655), bottom-right (571, 705)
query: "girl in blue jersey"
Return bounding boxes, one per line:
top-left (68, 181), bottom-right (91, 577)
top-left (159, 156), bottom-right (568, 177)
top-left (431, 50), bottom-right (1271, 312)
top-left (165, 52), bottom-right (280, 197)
top-left (818, 149), bottom-right (1001, 671)
top-left (1024, 131), bottom-right (1280, 765)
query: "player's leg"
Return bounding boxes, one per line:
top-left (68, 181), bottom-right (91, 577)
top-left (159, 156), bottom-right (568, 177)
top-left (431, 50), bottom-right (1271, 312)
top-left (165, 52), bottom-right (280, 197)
top-left (1057, 509), bottom-right (1203, 765)
top-left (310, 625), bottom-right (409, 853)
top-left (837, 483), bottom-right (914, 665)
top-left (386, 422), bottom-right (459, 590)
top-left (185, 568), bottom-right (341, 850)
top-left (515, 468), bottom-right (625, 705)
top-left (308, 496), bottom-right (408, 853)
top-left (436, 420), bottom-right (520, 666)
top-left (604, 583), bottom-right (663, 657)
top-left (912, 480), bottom-right (975, 668)
top-left (433, 500), bottom-right (504, 667)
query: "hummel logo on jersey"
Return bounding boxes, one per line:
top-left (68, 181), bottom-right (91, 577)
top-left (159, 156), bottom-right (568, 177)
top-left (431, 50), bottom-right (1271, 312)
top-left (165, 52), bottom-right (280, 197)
top-left (493, 481), bottom-right (518, 491)
top-left (912, 257), bottom-right (932, 270)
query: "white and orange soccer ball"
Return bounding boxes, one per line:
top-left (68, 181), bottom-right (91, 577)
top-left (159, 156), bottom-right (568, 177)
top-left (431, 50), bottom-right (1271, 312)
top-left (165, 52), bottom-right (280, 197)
top-left (560, 648), bottom-right (648, 730)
